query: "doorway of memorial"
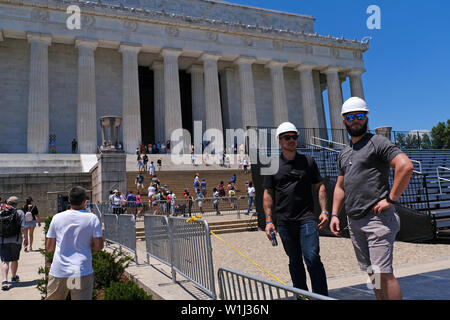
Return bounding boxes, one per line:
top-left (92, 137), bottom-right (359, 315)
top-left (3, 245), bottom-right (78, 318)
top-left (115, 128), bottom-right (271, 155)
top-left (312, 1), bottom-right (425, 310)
top-left (138, 68), bottom-right (193, 148)
top-left (138, 66), bottom-right (155, 146)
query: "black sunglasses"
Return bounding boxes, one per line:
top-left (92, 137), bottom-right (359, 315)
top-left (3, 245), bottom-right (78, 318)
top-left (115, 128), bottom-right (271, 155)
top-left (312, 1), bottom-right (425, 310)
top-left (280, 134), bottom-right (299, 141)
top-left (345, 113), bottom-right (367, 122)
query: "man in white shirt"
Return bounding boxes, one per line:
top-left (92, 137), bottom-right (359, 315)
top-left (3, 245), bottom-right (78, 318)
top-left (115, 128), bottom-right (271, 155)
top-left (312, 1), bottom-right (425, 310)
top-left (46, 186), bottom-right (103, 300)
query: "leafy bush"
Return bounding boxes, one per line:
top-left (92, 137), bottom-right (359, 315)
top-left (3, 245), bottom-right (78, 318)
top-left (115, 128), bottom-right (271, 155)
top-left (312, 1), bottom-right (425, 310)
top-left (104, 281), bottom-right (152, 300)
top-left (92, 249), bottom-right (133, 289)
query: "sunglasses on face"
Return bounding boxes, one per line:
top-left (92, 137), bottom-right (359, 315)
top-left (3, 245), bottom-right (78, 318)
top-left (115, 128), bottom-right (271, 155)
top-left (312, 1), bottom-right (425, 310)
top-left (280, 134), bottom-right (299, 141)
top-left (344, 113), bottom-right (367, 122)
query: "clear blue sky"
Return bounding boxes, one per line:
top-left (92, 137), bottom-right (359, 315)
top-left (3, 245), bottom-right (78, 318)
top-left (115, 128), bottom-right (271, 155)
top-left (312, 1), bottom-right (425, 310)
top-left (226, 0), bottom-right (450, 132)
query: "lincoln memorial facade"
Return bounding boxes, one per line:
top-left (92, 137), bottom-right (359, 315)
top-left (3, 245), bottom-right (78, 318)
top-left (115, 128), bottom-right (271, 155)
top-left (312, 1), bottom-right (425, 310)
top-left (0, 0), bottom-right (369, 154)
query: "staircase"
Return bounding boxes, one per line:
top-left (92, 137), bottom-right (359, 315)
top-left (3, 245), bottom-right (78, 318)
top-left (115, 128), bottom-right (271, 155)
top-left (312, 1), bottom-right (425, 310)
top-left (135, 218), bottom-right (259, 240)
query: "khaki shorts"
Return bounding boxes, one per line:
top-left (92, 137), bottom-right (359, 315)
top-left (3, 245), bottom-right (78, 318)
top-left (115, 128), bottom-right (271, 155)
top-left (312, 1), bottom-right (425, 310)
top-left (347, 206), bottom-right (400, 273)
top-left (46, 273), bottom-right (94, 300)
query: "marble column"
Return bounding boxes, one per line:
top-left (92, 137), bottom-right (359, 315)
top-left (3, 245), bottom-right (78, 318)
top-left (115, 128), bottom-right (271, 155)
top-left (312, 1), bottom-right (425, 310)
top-left (324, 67), bottom-right (347, 143)
top-left (201, 53), bottom-right (223, 135)
top-left (235, 57), bottom-right (257, 130)
top-left (313, 70), bottom-right (329, 141)
top-left (161, 48), bottom-right (183, 144)
top-left (266, 60), bottom-right (288, 127)
top-left (27, 33), bottom-right (51, 154)
top-left (296, 64), bottom-right (320, 144)
top-left (188, 64), bottom-right (206, 134)
top-left (349, 69), bottom-right (366, 100)
top-left (119, 44), bottom-right (142, 154)
top-left (152, 60), bottom-right (165, 144)
top-left (75, 39), bottom-right (98, 154)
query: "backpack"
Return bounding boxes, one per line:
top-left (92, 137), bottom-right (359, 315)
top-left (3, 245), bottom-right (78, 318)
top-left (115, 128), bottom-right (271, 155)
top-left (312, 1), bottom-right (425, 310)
top-left (25, 206), bottom-right (35, 222)
top-left (0, 208), bottom-right (22, 240)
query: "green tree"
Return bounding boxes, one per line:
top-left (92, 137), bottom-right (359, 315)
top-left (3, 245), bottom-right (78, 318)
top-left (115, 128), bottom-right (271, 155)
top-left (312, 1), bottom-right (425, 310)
top-left (431, 120), bottom-right (450, 149)
top-left (405, 134), bottom-right (420, 149)
top-left (395, 132), bottom-right (406, 148)
top-left (420, 133), bottom-right (432, 149)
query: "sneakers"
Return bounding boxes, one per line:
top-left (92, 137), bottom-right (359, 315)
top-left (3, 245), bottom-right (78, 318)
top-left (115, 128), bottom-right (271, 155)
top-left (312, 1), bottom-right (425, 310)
top-left (11, 275), bottom-right (19, 283)
top-left (1, 281), bottom-right (9, 291)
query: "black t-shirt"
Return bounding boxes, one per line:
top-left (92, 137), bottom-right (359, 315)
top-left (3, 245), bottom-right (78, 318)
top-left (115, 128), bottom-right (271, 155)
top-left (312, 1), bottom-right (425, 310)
top-left (263, 153), bottom-right (322, 226)
top-left (23, 205), bottom-right (39, 221)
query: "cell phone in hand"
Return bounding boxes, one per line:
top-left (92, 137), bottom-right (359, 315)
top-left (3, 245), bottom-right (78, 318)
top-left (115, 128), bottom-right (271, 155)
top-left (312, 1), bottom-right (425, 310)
top-left (270, 231), bottom-right (278, 247)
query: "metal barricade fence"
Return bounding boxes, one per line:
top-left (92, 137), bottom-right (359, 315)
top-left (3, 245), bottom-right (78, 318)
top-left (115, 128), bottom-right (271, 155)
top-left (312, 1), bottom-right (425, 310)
top-left (218, 267), bottom-right (335, 300)
top-left (103, 213), bottom-right (138, 263)
top-left (170, 217), bottom-right (216, 299)
top-left (144, 214), bottom-right (216, 299)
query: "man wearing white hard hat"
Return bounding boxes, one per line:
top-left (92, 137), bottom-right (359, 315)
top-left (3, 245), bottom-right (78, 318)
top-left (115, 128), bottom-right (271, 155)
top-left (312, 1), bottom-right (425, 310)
top-left (263, 122), bottom-right (330, 296)
top-left (330, 97), bottom-right (414, 300)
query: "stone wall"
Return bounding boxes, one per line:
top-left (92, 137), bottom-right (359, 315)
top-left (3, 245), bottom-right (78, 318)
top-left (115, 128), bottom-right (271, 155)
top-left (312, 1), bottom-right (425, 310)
top-left (0, 173), bottom-right (91, 218)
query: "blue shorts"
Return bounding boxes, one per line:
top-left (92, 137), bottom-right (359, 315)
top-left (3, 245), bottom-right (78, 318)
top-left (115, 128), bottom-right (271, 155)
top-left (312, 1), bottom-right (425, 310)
top-left (23, 219), bottom-right (37, 229)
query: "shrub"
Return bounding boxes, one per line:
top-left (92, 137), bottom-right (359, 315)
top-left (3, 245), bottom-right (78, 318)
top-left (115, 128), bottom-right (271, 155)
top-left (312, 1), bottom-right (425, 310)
top-left (104, 281), bottom-right (152, 300)
top-left (92, 249), bottom-right (133, 289)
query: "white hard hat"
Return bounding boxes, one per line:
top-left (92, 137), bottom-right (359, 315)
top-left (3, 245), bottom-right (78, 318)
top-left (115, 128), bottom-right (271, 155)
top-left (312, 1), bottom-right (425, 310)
top-left (276, 122), bottom-right (298, 139)
top-left (341, 97), bottom-right (370, 116)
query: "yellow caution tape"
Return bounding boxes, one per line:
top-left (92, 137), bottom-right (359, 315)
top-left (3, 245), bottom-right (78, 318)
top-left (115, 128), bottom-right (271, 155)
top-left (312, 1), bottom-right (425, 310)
top-left (185, 216), bottom-right (309, 300)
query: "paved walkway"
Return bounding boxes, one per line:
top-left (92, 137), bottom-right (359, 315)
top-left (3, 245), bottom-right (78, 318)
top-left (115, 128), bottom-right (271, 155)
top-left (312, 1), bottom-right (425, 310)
top-left (2, 217), bottom-right (450, 300)
top-left (0, 225), bottom-right (45, 300)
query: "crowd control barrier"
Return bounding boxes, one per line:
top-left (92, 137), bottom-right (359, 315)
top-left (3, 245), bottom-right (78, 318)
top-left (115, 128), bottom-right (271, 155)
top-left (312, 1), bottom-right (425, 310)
top-left (218, 267), bottom-right (335, 300)
top-left (103, 213), bottom-right (138, 263)
top-left (144, 214), bottom-right (216, 299)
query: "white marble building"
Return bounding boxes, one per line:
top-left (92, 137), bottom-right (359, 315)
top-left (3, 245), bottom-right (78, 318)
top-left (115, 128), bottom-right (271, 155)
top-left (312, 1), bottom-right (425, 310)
top-left (0, 0), bottom-right (368, 154)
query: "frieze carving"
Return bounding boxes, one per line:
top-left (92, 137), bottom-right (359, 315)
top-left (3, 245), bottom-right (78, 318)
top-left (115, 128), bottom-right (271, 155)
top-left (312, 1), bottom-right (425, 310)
top-left (206, 31), bottom-right (218, 42)
top-left (31, 8), bottom-right (49, 23)
top-left (331, 48), bottom-right (340, 58)
top-left (82, 15), bottom-right (96, 28)
top-left (242, 37), bottom-right (253, 47)
top-left (353, 51), bottom-right (362, 59)
top-left (165, 26), bottom-right (179, 37)
top-left (123, 21), bottom-right (138, 32)
top-left (272, 40), bottom-right (284, 50)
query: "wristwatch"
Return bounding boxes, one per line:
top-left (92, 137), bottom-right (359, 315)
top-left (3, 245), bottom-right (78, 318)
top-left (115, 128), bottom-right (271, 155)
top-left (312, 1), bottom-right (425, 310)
top-left (386, 194), bottom-right (398, 205)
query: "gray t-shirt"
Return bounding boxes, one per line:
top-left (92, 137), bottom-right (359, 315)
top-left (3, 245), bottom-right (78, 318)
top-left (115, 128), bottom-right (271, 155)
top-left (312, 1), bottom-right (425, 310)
top-left (338, 133), bottom-right (403, 220)
top-left (0, 208), bottom-right (25, 244)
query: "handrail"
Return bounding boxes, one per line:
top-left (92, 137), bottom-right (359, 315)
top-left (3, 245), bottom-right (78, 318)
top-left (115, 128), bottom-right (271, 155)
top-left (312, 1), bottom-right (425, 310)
top-left (410, 159), bottom-right (423, 174)
top-left (436, 166), bottom-right (450, 195)
top-left (310, 136), bottom-right (346, 149)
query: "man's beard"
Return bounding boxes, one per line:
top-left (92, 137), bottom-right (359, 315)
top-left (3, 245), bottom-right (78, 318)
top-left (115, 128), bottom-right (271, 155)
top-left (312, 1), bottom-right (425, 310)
top-left (345, 121), bottom-right (368, 137)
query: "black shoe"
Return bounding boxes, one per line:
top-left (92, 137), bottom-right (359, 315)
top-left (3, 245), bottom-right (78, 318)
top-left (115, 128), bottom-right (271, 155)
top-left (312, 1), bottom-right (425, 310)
top-left (1, 281), bottom-right (9, 291)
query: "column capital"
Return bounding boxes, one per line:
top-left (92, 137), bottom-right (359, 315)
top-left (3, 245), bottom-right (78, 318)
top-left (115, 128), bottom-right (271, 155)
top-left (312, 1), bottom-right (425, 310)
top-left (27, 32), bottom-right (52, 46)
top-left (234, 56), bottom-right (256, 65)
top-left (348, 68), bottom-right (366, 76)
top-left (75, 38), bottom-right (98, 50)
top-left (200, 52), bottom-right (221, 62)
top-left (295, 63), bottom-right (318, 72)
top-left (188, 64), bottom-right (204, 73)
top-left (265, 60), bottom-right (287, 69)
top-left (322, 66), bottom-right (344, 74)
top-left (151, 60), bottom-right (164, 70)
top-left (119, 43), bottom-right (141, 54)
top-left (161, 47), bottom-right (183, 58)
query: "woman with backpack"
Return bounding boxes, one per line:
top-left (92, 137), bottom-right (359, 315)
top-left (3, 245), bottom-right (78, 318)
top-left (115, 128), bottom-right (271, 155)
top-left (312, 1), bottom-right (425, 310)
top-left (22, 197), bottom-right (40, 252)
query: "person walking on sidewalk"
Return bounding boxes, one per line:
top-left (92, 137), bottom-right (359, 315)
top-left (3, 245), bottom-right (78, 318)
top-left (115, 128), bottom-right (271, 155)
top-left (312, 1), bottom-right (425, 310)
top-left (22, 196), bottom-right (41, 252)
top-left (263, 122), bottom-right (330, 296)
top-left (246, 182), bottom-right (256, 215)
top-left (0, 196), bottom-right (26, 291)
top-left (330, 97), bottom-right (414, 300)
top-left (45, 186), bottom-right (103, 300)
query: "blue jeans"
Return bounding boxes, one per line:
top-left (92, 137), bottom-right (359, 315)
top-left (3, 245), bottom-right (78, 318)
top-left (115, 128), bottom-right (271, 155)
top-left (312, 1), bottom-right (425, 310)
top-left (277, 220), bottom-right (328, 296)
top-left (247, 196), bottom-right (255, 214)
